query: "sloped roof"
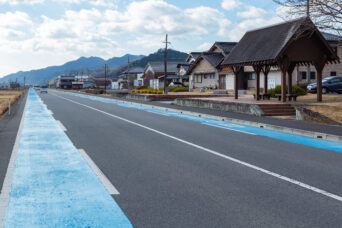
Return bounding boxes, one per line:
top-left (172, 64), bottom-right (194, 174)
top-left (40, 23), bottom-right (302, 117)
top-left (146, 62), bottom-right (182, 73)
top-left (222, 17), bottom-right (338, 67)
top-left (123, 66), bottom-right (144, 74)
top-left (202, 53), bottom-right (224, 68)
top-left (186, 52), bottom-right (203, 62)
top-left (321, 32), bottom-right (342, 41)
top-left (210, 42), bottom-right (237, 54)
top-left (187, 53), bottom-right (224, 74)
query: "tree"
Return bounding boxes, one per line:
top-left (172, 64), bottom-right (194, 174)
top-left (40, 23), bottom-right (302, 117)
top-left (274, 0), bottom-right (342, 34)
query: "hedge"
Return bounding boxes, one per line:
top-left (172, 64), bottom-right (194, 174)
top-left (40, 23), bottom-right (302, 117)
top-left (268, 85), bottom-right (307, 98)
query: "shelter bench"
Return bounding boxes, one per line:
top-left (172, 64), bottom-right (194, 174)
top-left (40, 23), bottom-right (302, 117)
top-left (276, 94), bottom-right (298, 101)
top-left (253, 93), bottom-right (271, 100)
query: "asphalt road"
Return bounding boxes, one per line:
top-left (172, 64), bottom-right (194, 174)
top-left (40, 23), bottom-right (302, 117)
top-left (37, 90), bottom-right (342, 227)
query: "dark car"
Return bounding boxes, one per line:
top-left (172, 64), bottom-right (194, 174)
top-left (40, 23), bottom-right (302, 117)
top-left (40, 85), bottom-right (48, 93)
top-left (307, 76), bottom-right (342, 94)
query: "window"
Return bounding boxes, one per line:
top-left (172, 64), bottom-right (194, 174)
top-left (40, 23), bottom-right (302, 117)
top-left (300, 71), bottom-right (307, 80)
top-left (331, 46), bottom-right (338, 55)
top-left (247, 73), bottom-right (255, 80)
top-left (209, 74), bottom-right (215, 79)
top-left (310, 72), bottom-right (316, 80)
top-left (331, 71), bottom-right (337, 76)
top-left (195, 75), bottom-right (202, 83)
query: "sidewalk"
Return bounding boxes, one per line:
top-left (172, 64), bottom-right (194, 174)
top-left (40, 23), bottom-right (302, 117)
top-left (91, 93), bottom-right (342, 137)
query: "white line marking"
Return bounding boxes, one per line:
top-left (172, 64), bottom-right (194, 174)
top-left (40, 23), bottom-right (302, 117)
top-left (78, 149), bottom-right (119, 195)
top-left (56, 120), bottom-right (67, 132)
top-left (201, 123), bottom-right (256, 135)
top-left (0, 93), bottom-right (28, 227)
top-left (52, 93), bottom-right (342, 203)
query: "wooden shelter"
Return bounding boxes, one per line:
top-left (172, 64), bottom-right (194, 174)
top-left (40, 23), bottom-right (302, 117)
top-left (221, 17), bottom-right (339, 102)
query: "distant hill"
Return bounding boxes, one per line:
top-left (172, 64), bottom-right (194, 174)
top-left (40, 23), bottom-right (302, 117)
top-left (0, 54), bottom-right (144, 85)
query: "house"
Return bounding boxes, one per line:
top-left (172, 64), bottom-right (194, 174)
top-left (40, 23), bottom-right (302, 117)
top-left (56, 75), bottom-right (75, 89)
top-left (295, 32), bottom-right (342, 84)
top-left (117, 67), bottom-right (144, 89)
top-left (93, 77), bottom-right (112, 89)
top-left (72, 75), bottom-right (93, 89)
top-left (187, 42), bottom-right (237, 90)
top-left (143, 62), bottom-right (180, 89)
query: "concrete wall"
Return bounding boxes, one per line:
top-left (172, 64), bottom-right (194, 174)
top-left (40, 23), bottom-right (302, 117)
top-left (175, 98), bottom-right (265, 116)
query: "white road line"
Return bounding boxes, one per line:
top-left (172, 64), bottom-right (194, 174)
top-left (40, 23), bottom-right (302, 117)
top-left (56, 120), bottom-right (67, 132)
top-left (52, 93), bottom-right (342, 203)
top-left (78, 149), bottom-right (120, 195)
top-left (201, 123), bottom-right (256, 135)
top-left (0, 94), bottom-right (28, 227)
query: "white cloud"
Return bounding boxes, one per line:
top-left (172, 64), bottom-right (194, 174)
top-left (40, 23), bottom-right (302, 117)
top-left (221, 0), bottom-right (241, 11)
top-left (237, 6), bottom-right (267, 18)
top-left (0, 0), bottom-right (44, 5)
top-left (197, 42), bottom-right (212, 51)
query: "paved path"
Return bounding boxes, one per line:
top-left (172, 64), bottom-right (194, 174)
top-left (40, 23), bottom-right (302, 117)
top-left (2, 89), bottom-right (132, 227)
top-left (3, 89), bottom-right (342, 227)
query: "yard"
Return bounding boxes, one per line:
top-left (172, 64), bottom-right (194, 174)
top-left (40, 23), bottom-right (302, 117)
top-left (298, 94), bottom-right (342, 124)
top-left (0, 90), bottom-right (24, 118)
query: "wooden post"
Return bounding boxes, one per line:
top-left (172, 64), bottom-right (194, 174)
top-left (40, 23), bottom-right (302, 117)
top-left (281, 70), bottom-right (287, 102)
top-left (253, 65), bottom-right (262, 100)
top-left (232, 66), bottom-right (242, 99)
top-left (313, 56), bottom-right (327, 102)
top-left (278, 56), bottom-right (291, 102)
top-left (287, 64), bottom-right (295, 95)
top-left (262, 65), bottom-right (270, 94)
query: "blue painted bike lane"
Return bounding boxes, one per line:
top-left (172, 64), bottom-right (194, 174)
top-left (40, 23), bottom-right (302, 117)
top-left (4, 89), bottom-right (132, 227)
top-left (55, 90), bottom-right (342, 154)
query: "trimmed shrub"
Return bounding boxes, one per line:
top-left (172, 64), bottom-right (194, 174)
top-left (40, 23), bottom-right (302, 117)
top-left (268, 85), bottom-right (307, 98)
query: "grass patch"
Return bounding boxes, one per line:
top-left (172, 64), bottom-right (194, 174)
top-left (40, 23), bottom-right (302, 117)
top-left (0, 90), bottom-right (24, 118)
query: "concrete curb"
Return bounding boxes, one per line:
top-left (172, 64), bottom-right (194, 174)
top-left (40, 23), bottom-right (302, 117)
top-left (64, 91), bottom-right (342, 144)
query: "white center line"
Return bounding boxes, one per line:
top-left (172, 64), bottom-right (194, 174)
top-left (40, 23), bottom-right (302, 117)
top-left (51, 93), bottom-right (342, 203)
top-left (78, 149), bottom-right (120, 195)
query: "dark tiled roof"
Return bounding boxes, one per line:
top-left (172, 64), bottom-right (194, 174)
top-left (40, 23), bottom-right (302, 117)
top-left (202, 53), bottom-right (224, 68)
top-left (147, 62), bottom-right (183, 73)
top-left (321, 32), bottom-right (342, 41)
top-left (211, 42), bottom-right (238, 54)
top-left (222, 17), bottom-right (311, 66)
top-left (186, 52), bottom-right (203, 62)
top-left (123, 66), bottom-right (144, 74)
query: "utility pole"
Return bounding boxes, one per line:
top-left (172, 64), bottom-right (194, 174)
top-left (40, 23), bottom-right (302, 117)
top-left (306, 0), bottom-right (311, 83)
top-left (24, 76), bottom-right (26, 89)
top-left (127, 55), bottom-right (130, 91)
top-left (104, 64), bottom-right (107, 94)
top-left (163, 34), bottom-right (170, 94)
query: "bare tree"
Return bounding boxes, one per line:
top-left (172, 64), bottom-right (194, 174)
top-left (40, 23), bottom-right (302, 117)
top-left (274, 0), bottom-right (342, 34)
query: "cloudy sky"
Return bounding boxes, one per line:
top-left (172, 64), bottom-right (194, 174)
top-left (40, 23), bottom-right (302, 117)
top-left (0, 0), bottom-right (285, 77)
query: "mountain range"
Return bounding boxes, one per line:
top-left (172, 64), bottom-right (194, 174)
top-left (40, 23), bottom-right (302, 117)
top-left (0, 54), bottom-right (144, 85)
top-left (0, 49), bottom-right (189, 86)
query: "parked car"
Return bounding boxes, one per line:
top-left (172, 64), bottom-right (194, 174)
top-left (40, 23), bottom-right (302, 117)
top-left (34, 86), bottom-right (40, 91)
top-left (307, 76), bottom-right (342, 94)
top-left (169, 82), bottom-right (184, 87)
top-left (40, 86), bottom-right (48, 93)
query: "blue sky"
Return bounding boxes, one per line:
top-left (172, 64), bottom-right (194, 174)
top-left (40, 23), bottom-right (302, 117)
top-left (0, 0), bottom-right (285, 77)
